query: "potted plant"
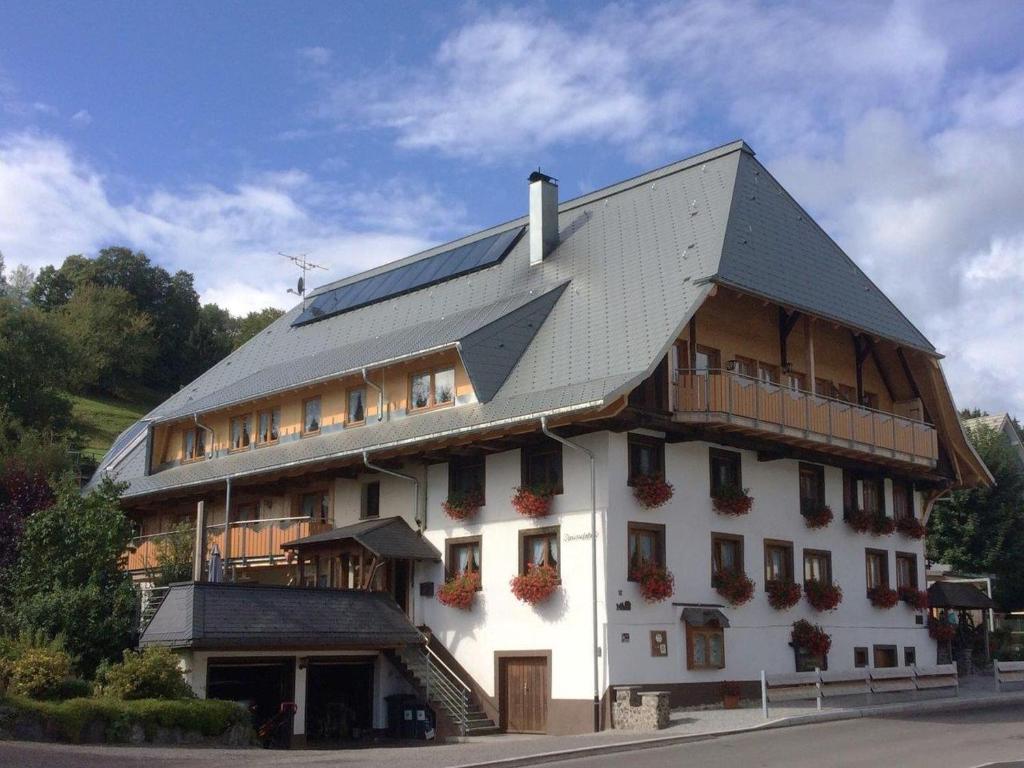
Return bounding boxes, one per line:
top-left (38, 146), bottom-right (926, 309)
top-left (442, 489), bottom-right (484, 521)
top-left (846, 509), bottom-right (894, 535)
top-left (722, 680), bottom-right (742, 709)
top-left (511, 485), bottom-right (555, 518)
top-left (712, 485), bottom-right (754, 516)
top-left (437, 571), bottom-right (480, 610)
top-left (804, 580), bottom-right (843, 611)
top-left (631, 562), bottom-right (676, 602)
top-left (928, 614), bottom-right (956, 642)
top-left (510, 564), bottom-right (560, 605)
top-left (801, 504), bottom-right (833, 529)
top-left (632, 474), bottom-right (674, 509)
top-left (895, 516), bottom-right (926, 539)
top-left (867, 585), bottom-right (899, 609)
top-left (766, 580), bottom-right (802, 610)
top-left (898, 586), bottom-right (928, 610)
top-left (791, 619), bottom-right (832, 656)
top-left (713, 569), bottom-right (755, 606)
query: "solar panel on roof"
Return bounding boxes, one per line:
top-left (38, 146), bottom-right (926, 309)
top-left (102, 420), bottom-right (149, 468)
top-left (292, 226), bottom-right (525, 326)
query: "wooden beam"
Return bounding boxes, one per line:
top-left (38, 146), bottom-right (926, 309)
top-left (896, 347), bottom-right (922, 399)
top-left (778, 308), bottom-right (801, 369)
top-left (868, 343), bottom-right (897, 403)
top-left (852, 333), bottom-right (871, 403)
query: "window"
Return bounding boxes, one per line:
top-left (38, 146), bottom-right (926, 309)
top-left (229, 414), bottom-right (252, 451)
top-left (361, 481), bottom-right (380, 519)
top-left (709, 448), bottom-right (742, 497)
top-left (627, 522), bottom-right (665, 579)
top-left (757, 362), bottom-right (780, 385)
top-left (732, 356), bottom-right (758, 378)
top-left (803, 549), bottom-right (832, 584)
top-left (764, 540), bottom-right (794, 584)
top-left (449, 455), bottom-right (485, 501)
top-left (347, 387), bottom-right (366, 425)
top-left (686, 623), bottom-right (725, 670)
top-left (892, 480), bottom-right (913, 521)
top-left (446, 536), bottom-right (482, 585)
top-left (904, 647), bottom-right (917, 667)
top-left (182, 427), bottom-right (206, 461)
top-left (521, 526), bottom-right (560, 577)
top-left (854, 647), bottom-right (869, 668)
top-left (303, 396), bottom-right (322, 435)
top-left (836, 384), bottom-right (857, 404)
top-left (300, 491), bottom-right (330, 523)
top-left (784, 370), bottom-right (806, 391)
top-left (863, 391), bottom-right (880, 410)
top-left (711, 533), bottom-right (743, 577)
top-left (862, 477), bottom-right (884, 515)
top-left (695, 345), bottom-right (721, 372)
top-left (257, 407), bottom-right (280, 445)
top-left (814, 377), bottom-right (834, 398)
top-left (628, 434), bottom-right (665, 485)
top-left (865, 549), bottom-right (889, 592)
top-left (521, 443), bottom-right (563, 494)
top-left (235, 502), bottom-right (258, 522)
top-left (843, 470), bottom-right (858, 516)
top-left (799, 463), bottom-right (825, 516)
top-left (409, 367), bottom-right (456, 411)
top-left (873, 645), bottom-right (898, 668)
top-left (896, 552), bottom-right (918, 590)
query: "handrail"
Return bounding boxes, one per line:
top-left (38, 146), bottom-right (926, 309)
top-left (420, 633), bottom-right (471, 693)
top-left (131, 516), bottom-right (315, 544)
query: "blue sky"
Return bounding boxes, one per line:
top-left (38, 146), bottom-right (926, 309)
top-left (2, 0), bottom-right (1024, 414)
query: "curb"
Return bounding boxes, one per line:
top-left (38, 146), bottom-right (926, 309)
top-left (449, 692), bottom-right (1024, 768)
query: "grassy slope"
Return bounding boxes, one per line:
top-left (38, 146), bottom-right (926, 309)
top-left (70, 392), bottom-right (154, 461)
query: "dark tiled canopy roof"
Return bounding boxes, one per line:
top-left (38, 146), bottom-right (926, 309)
top-left (928, 581), bottom-right (995, 610)
top-left (281, 516), bottom-right (441, 561)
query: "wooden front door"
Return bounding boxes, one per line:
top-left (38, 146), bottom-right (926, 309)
top-left (500, 656), bottom-right (548, 733)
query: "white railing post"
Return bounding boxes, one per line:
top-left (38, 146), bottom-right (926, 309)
top-left (761, 670), bottom-right (768, 719)
top-left (815, 667), bottom-right (822, 711)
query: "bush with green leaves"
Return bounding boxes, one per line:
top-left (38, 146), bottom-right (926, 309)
top-left (95, 647), bottom-right (194, 700)
top-left (8, 647), bottom-right (72, 699)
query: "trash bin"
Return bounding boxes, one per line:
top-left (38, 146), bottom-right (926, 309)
top-left (385, 694), bottom-right (417, 738)
top-left (413, 705), bottom-right (435, 740)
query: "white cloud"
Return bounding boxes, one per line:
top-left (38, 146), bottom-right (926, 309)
top-left (70, 109), bottom-right (92, 127)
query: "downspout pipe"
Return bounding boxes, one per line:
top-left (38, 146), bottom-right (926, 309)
top-left (362, 368), bottom-right (385, 422)
top-left (363, 451), bottom-right (421, 529)
top-left (193, 413), bottom-right (215, 460)
top-left (540, 416), bottom-right (600, 732)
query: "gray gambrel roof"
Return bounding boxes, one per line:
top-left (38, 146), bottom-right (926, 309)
top-left (93, 140), bottom-right (937, 499)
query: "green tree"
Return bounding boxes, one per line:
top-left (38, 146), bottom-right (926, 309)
top-left (231, 307), bottom-right (284, 349)
top-left (13, 477), bottom-right (135, 676)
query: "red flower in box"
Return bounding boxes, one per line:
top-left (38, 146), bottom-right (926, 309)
top-left (766, 580), bottom-right (802, 610)
top-left (868, 586), bottom-right (899, 609)
top-left (510, 564), bottom-right (560, 605)
top-left (846, 509), bottom-right (895, 535)
top-left (898, 586), bottom-right (928, 610)
top-left (713, 569), bottom-right (755, 606)
top-left (712, 485), bottom-right (753, 516)
top-left (804, 580), bottom-right (843, 611)
top-left (631, 562), bottom-right (675, 603)
top-left (442, 490), bottom-right (484, 521)
top-left (895, 516), bottom-right (926, 539)
top-left (632, 474), bottom-right (674, 509)
top-left (511, 486), bottom-right (555, 518)
top-left (791, 619), bottom-right (832, 656)
top-left (437, 571), bottom-right (480, 610)
top-left (801, 505), bottom-right (834, 529)
top-left (929, 615), bottom-right (956, 642)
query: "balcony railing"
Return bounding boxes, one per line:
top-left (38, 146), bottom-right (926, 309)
top-left (126, 516), bottom-right (330, 572)
top-left (674, 369), bottom-right (938, 467)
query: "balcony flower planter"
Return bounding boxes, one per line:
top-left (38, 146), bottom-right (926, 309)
top-left (712, 486), bottom-right (754, 516)
top-left (511, 486), bottom-right (555, 518)
top-left (895, 516), bottom-right (926, 539)
top-left (846, 509), bottom-right (895, 536)
top-left (632, 474), bottom-right (674, 509)
top-left (437, 572), bottom-right (480, 610)
top-left (791, 619), bottom-right (832, 656)
top-left (510, 564), bottom-right (560, 605)
top-left (722, 680), bottom-right (742, 710)
top-left (804, 580), bottom-right (843, 611)
top-left (898, 586), bottom-right (928, 611)
top-left (801, 505), bottom-right (834, 529)
top-left (631, 562), bottom-right (676, 603)
top-left (713, 569), bottom-right (755, 607)
top-left (928, 615), bottom-right (956, 642)
top-left (442, 490), bottom-right (484, 521)
top-left (766, 580), bottom-right (802, 610)
top-left (867, 586), bottom-right (899, 609)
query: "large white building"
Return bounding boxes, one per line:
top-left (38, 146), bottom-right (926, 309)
top-left (94, 140), bottom-right (990, 744)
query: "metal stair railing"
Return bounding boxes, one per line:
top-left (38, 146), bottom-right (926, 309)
top-left (402, 641), bottom-right (472, 736)
top-left (138, 585), bottom-right (169, 632)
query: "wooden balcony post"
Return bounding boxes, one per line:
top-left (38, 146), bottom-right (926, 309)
top-left (192, 500), bottom-right (206, 582)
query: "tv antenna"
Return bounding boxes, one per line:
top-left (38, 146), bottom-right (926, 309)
top-left (280, 252), bottom-right (328, 309)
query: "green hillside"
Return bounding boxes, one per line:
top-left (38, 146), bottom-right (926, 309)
top-left (71, 392), bottom-right (156, 462)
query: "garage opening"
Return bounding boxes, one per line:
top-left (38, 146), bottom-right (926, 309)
top-left (206, 658), bottom-right (295, 747)
top-left (305, 657), bottom-right (376, 743)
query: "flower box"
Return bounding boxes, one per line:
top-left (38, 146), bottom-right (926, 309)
top-left (791, 619), bottom-right (831, 656)
top-left (867, 586), bottom-right (899, 609)
top-left (846, 509), bottom-right (895, 536)
top-left (801, 505), bottom-right (833, 529)
top-left (713, 569), bottom-right (754, 606)
top-left (437, 572), bottom-right (480, 610)
top-left (804, 580), bottom-right (843, 611)
top-left (632, 474), bottom-right (674, 509)
top-left (766, 580), bottom-right (802, 610)
top-left (712, 486), bottom-right (754, 516)
top-left (895, 516), bottom-right (926, 539)
top-left (510, 564), bottom-right (560, 605)
top-left (511, 486), bottom-right (554, 518)
top-left (442, 490), bottom-right (484, 521)
top-left (898, 586), bottom-right (928, 610)
top-left (631, 562), bottom-right (675, 603)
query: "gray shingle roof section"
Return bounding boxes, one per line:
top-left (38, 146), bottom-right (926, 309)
top-left (281, 516), bottom-right (442, 561)
top-left (140, 582), bottom-right (424, 650)
top-left (715, 151), bottom-right (934, 352)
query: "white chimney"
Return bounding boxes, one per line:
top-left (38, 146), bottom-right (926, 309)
top-left (529, 170), bottom-right (558, 265)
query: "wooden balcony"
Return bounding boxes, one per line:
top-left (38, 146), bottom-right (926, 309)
top-left (126, 516), bottom-right (331, 573)
top-left (674, 369), bottom-right (938, 469)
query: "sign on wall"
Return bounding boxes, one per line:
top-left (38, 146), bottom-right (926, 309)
top-left (650, 630), bottom-right (668, 657)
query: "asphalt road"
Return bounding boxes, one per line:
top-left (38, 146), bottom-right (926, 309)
top-left (3, 705), bottom-right (1024, 768)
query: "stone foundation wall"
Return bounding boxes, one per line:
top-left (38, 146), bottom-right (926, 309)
top-left (611, 687), bottom-right (670, 730)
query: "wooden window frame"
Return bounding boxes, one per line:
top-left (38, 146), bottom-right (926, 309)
top-left (711, 532), bottom-right (744, 581)
top-left (732, 355), bottom-right (758, 378)
top-left (763, 539), bottom-right (795, 585)
top-left (892, 479), bottom-right (914, 521)
top-left (361, 480), bottom-right (380, 520)
top-left (798, 462), bottom-right (825, 516)
top-left (803, 548), bottom-right (833, 585)
top-left (895, 551), bottom-right (919, 590)
top-left (256, 406), bottom-right (281, 446)
top-left (854, 647), bottom-right (869, 668)
top-left (904, 647), bottom-right (917, 667)
top-left (449, 455), bottom-right (486, 502)
top-left (181, 426), bottom-right (206, 462)
top-left (627, 522), bottom-right (666, 581)
top-left (865, 548), bottom-right (890, 593)
top-left (873, 645), bottom-right (898, 669)
top-left (709, 448), bottom-right (742, 497)
top-left (446, 535), bottom-right (482, 587)
top-left (408, 366), bottom-right (457, 412)
top-left (685, 622), bottom-right (726, 671)
top-left (521, 442), bottom-right (564, 495)
top-left (784, 370), bottom-right (807, 391)
top-left (695, 344), bottom-right (721, 371)
top-left (519, 526), bottom-right (561, 579)
top-left (757, 361), bottom-right (780, 385)
top-left (627, 434), bottom-right (666, 486)
top-left (302, 396), bottom-right (322, 436)
top-left (228, 412), bottom-right (253, 453)
top-left (297, 488), bottom-right (331, 524)
top-left (346, 386), bottom-right (367, 426)
top-left (862, 476), bottom-right (885, 515)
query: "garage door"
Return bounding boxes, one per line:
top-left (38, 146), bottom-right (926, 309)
top-left (500, 656), bottom-right (548, 734)
top-left (206, 658), bottom-right (294, 746)
top-left (305, 658), bottom-right (376, 743)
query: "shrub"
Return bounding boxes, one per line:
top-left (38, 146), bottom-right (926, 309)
top-left (54, 677), bottom-right (93, 700)
top-left (95, 647), bottom-right (194, 700)
top-left (928, 615), bottom-right (956, 642)
top-left (441, 490), bottom-right (484, 521)
top-left (804, 580), bottom-right (843, 611)
top-left (898, 587), bottom-right (928, 611)
top-left (437, 572), bottom-right (480, 610)
top-left (9, 647), bottom-right (72, 699)
top-left (766, 580), bottom-right (802, 610)
top-left (895, 516), bottom-right (926, 539)
top-left (712, 485), bottom-right (753, 516)
top-left (868, 586), bottom-right (899, 609)
top-left (632, 475), bottom-right (674, 509)
top-left (631, 562), bottom-right (675, 602)
top-left (0, 657), bottom-right (12, 692)
top-left (511, 486), bottom-right (555, 518)
top-left (801, 505), bottom-right (833, 529)
top-left (713, 569), bottom-right (754, 606)
top-left (510, 564), bottom-right (560, 605)
top-left (791, 620), bottom-right (831, 656)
